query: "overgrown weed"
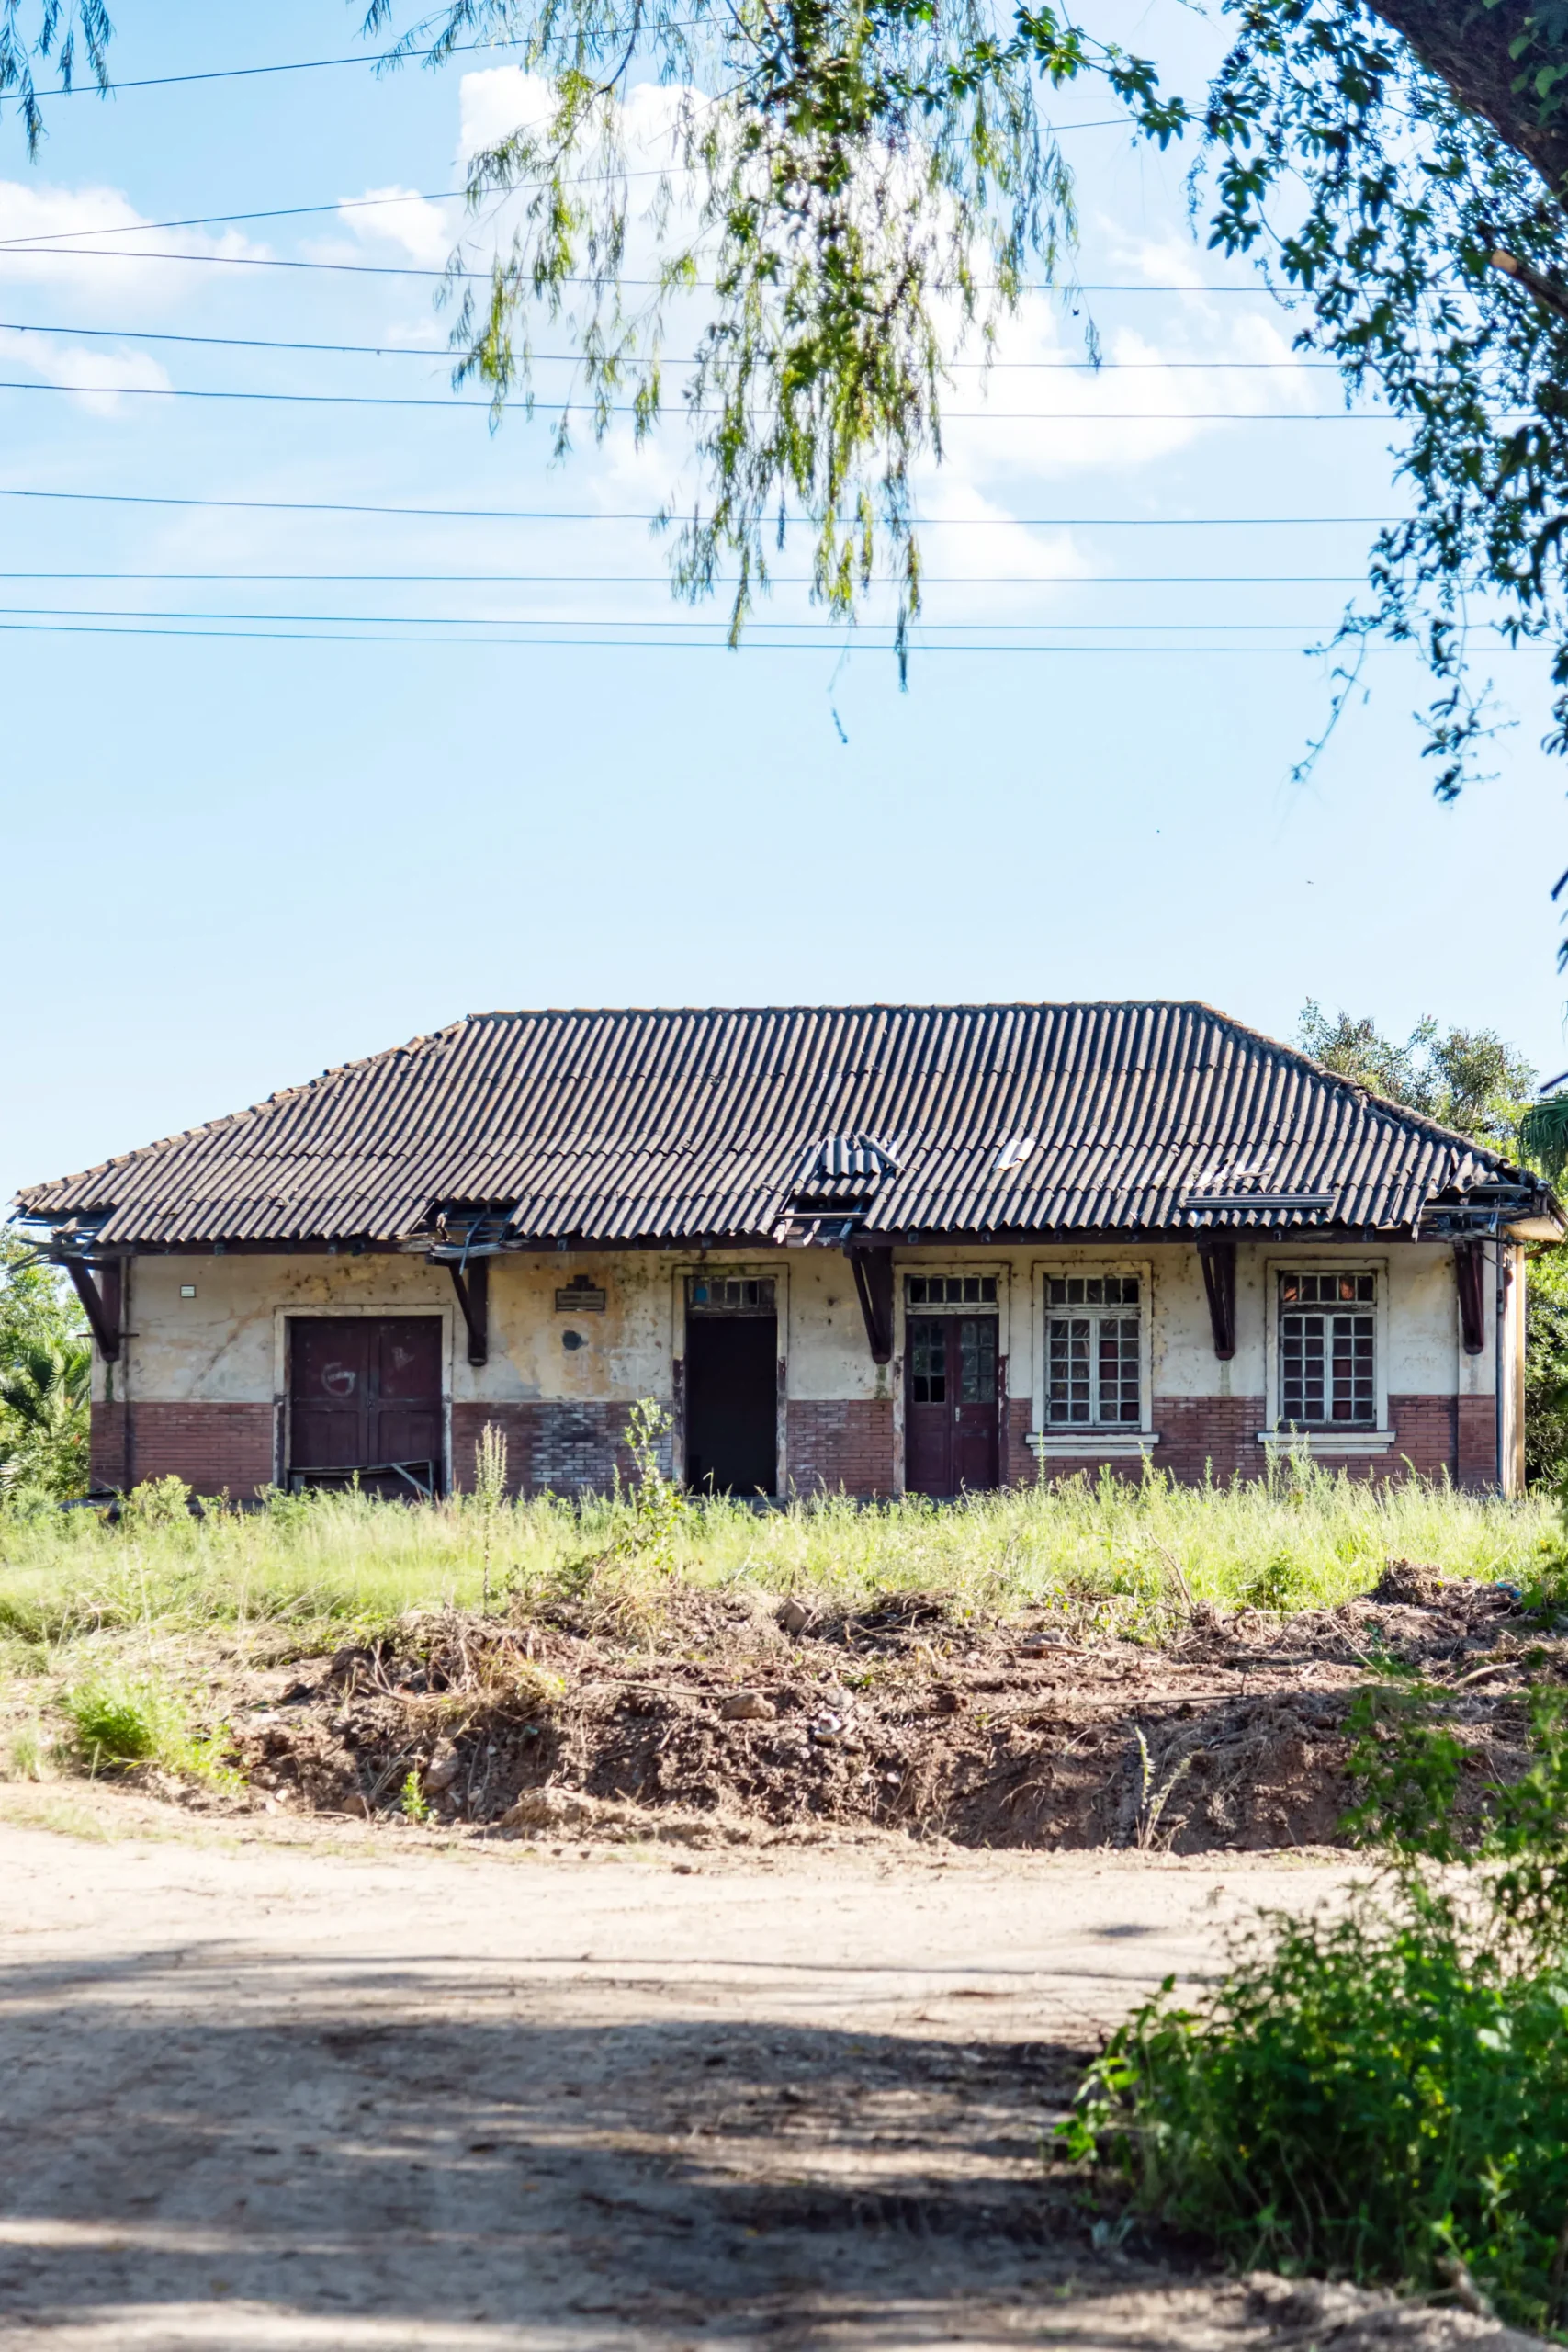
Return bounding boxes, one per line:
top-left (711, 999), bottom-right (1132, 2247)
top-left (1062, 1678), bottom-right (1568, 2335)
top-left (0, 1457), bottom-right (1549, 1669)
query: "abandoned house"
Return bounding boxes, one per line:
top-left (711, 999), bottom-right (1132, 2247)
top-left (13, 1001), bottom-right (1562, 1502)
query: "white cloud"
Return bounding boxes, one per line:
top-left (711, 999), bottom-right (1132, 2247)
top-left (0, 325), bottom-right (171, 414)
top-left (0, 179), bottom-right (265, 309)
top-left (332, 185), bottom-right (458, 271)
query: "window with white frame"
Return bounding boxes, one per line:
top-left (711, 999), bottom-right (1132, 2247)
top-left (1044, 1274), bottom-right (1143, 1426)
top-left (1278, 1271), bottom-right (1375, 1427)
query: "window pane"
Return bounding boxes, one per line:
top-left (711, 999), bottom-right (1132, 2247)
top-left (910, 1317), bottom-right (947, 1405)
top-left (1281, 1297), bottom-right (1372, 1425)
top-left (1047, 1316), bottom-right (1092, 1422)
top-left (959, 1316), bottom-right (998, 1403)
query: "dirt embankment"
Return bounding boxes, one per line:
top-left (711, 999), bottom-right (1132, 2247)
top-left (193, 1566), bottom-right (1557, 1854)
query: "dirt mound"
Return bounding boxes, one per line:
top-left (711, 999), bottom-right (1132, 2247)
top-left (198, 1569), bottom-right (1559, 1855)
top-left (1371, 1557), bottom-right (1448, 1607)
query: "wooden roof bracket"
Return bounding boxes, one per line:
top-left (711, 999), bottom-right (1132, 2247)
top-left (1196, 1233), bottom-right (1236, 1361)
top-left (66, 1258), bottom-right (122, 1363)
top-left (446, 1256), bottom-right (489, 1367)
top-left (847, 1243), bottom-right (895, 1365)
top-left (1454, 1236), bottom-right (1487, 1356)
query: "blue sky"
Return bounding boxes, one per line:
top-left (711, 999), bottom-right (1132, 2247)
top-left (1, 0), bottom-right (1562, 1210)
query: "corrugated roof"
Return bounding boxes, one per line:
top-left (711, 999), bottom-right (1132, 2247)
top-left (11, 1001), bottom-right (1547, 1248)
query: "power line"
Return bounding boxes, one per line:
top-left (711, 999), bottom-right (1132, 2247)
top-left (0, 141), bottom-right (1135, 248)
top-left (0, 317), bottom-right (1347, 368)
top-left (0, 616), bottom-right (1412, 650)
top-left (33, 35), bottom-right (531, 98)
top-left (29, 36), bottom-right (1138, 129)
top-left (0, 602), bottom-right (1350, 628)
top-left (0, 569), bottom-right (1370, 584)
top-left (0, 485), bottom-right (1404, 525)
top-left (0, 242), bottom-right (1290, 292)
top-left (0, 374), bottom-right (1400, 420)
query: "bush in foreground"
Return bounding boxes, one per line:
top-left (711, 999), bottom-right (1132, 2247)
top-left (1061, 1682), bottom-right (1568, 2337)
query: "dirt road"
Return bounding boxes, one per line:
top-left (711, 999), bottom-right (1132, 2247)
top-left (0, 1801), bottom-right (1532, 2350)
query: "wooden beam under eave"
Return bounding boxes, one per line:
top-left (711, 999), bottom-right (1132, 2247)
top-left (66, 1259), bottom-right (121, 1363)
top-left (1197, 1237), bottom-right (1236, 1361)
top-left (848, 1245), bottom-right (895, 1364)
top-left (446, 1258), bottom-right (489, 1366)
top-left (1455, 1238), bottom-right (1487, 1356)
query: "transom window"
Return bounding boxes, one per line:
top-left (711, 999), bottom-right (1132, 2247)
top-left (906, 1275), bottom-right (998, 1307)
top-left (1279, 1272), bottom-right (1375, 1426)
top-left (1045, 1274), bottom-right (1142, 1425)
top-left (688, 1277), bottom-right (775, 1314)
top-left (1047, 1275), bottom-right (1140, 1308)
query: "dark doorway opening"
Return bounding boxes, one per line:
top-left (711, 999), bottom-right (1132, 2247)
top-left (905, 1312), bottom-right (1000, 1498)
top-left (288, 1317), bottom-right (444, 1498)
top-left (684, 1279), bottom-right (777, 1496)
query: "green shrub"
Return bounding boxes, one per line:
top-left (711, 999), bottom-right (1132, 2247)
top-left (62, 1675), bottom-right (167, 1767)
top-left (1061, 1683), bottom-right (1568, 2336)
top-left (59, 1672), bottom-right (233, 1784)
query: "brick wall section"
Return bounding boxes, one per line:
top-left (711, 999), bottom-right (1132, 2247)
top-left (450, 1400), bottom-right (667, 1498)
top-left (1003, 1396), bottom-right (1034, 1487)
top-left (90, 1400), bottom-right (276, 1498)
top-left (1155, 1396), bottom-right (1269, 1485)
top-left (1386, 1394), bottom-right (1457, 1481)
top-left (786, 1399), bottom-right (894, 1498)
top-left (1456, 1394), bottom-right (1496, 1491)
top-left (90, 1390), bottom-right (1502, 1502)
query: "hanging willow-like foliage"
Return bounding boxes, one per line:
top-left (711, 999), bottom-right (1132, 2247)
top-left (365, 0), bottom-right (1184, 673)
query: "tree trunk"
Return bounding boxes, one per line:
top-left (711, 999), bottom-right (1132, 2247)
top-left (1363, 0), bottom-right (1568, 194)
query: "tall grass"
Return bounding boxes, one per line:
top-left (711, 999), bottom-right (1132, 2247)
top-left (0, 1464), bottom-right (1554, 1650)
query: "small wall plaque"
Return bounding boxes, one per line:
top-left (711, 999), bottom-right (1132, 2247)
top-left (555, 1275), bottom-right (606, 1312)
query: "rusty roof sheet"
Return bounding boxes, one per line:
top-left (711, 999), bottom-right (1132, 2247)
top-left (11, 1001), bottom-right (1546, 1248)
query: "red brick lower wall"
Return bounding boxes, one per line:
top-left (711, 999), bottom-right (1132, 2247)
top-left (89, 1401), bottom-right (276, 1498)
top-left (90, 1387), bottom-right (1506, 1502)
top-left (786, 1399), bottom-right (894, 1498)
top-left (450, 1400), bottom-right (661, 1498)
top-left (1386, 1394), bottom-right (1457, 1482)
top-left (1457, 1394), bottom-right (1497, 1490)
top-left (1003, 1396), bottom-right (1034, 1487)
top-left (1153, 1396), bottom-right (1269, 1485)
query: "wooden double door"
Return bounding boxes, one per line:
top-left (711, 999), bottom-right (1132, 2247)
top-left (288, 1317), bottom-right (444, 1498)
top-left (905, 1312), bottom-right (999, 1497)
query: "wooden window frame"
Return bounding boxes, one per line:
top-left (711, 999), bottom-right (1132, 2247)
top-left (1260, 1254), bottom-right (1394, 1456)
top-left (1028, 1257), bottom-right (1156, 1461)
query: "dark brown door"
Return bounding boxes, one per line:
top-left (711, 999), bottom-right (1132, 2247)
top-left (685, 1312), bottom-right (778, 1494)
top-left (289, 1318), bottom-right (444, 1497)
top-left (906, 1314), bottom-right (999, 1497)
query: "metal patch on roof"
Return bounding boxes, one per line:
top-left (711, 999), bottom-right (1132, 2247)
top-left (994, 1136), bottom-right (1037, 1173)
top-left (809, 1135), bottom-right (898, 1183)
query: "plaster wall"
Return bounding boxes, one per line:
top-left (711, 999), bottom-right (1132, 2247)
top-left (100, 1238), bottom-right (1491, 1416)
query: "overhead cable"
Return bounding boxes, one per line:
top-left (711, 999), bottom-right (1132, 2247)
top-left (0, 375), bottom-right (1398, 419)
top-left (0, 243), bottom-right (1292, 291)
top-left (0, 318), bottom-right (1345, 368)
top-left (0, 486), bottom-right (1403, 525)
